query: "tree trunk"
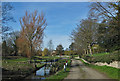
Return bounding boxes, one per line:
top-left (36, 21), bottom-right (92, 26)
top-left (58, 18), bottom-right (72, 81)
top-left (29, 40), bottom-right (32, 58)
top-left (118, 2), bottom-right (120, 50)
top-left (118, 2), bottom-right (120, 30)
top-left (89, 44), bottom-right (92, 55)
top-left (89, 48), bottom-right (92, 55)
top-left (87, 49), bottom-right (89, 54)
top-left (31, 43), bottom-right (32, 57)
top-left (118, 2), bottom-right (120, 37)
top-left (84, 49), bottom-right (86, 54)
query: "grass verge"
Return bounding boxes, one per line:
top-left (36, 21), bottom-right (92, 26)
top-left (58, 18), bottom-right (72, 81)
top-left (45, 60), bottom-right (71, 81)
top-left (80, 59), bottom-right (119, 80)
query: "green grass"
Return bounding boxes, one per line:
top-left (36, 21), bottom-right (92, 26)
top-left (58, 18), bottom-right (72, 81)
top-left (2, 56), bottom-right (46, 81)
top-left (3, 60), bottom-right (33, 71)
top-left (36, 64), bottom-right (45, 68)
top-left (2, 57), bottom-right (31, 70)
top-left (88, 52), bottom-right (110, 57)
top-left (34, 56), bottom-right (60, 59)
top-left (72, 54), bottom-right (79, 57)
top-left (45, 60), bottom-right (71, 81)
top-left (3, 57), bottom-right (30, 62)
top-left (2, 56), bottom-right (45, 73)
top-left (80, 59), bottom-right (119, 79)
top-left (46, 67), bottom-right (70, 80)
top-left (12, 57), bottom-right (29, 61)
top-left (83, 51), bottom-right (119, 64)
top-left (33, 56), bottom-right (61, 62)
top-left (2, 56), bottom-right (61, 71)
top-left (75, 58), bottom-right (80, 60)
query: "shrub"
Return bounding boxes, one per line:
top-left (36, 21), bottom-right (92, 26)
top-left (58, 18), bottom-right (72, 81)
top-left (83, 51), bottom-right (119, 64)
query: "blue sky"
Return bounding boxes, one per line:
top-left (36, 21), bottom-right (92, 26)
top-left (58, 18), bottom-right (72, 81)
top-left (2, 0), bottom-right (116, 2)
top-left (4, 2), bottom-right (91, 49)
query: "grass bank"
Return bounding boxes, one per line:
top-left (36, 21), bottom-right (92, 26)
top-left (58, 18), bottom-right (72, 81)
top-left (2, 56), bottom-right (45, 81)
top-left (88, 52), bottom-right (110, 57)
top-left (34, 56), bottom-right (61, 60)
top-left (83, 51), bottom-right (119, 64)
top-left (45, 60), bottom-right (71, 81)
top-left (80, 59), bottom-right (119, 80)
top-left (32, 56), bottom-right (62, 63)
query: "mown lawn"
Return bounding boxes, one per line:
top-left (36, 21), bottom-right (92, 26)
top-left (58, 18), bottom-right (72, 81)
top-left (80, 59), bottom-right (119, 79)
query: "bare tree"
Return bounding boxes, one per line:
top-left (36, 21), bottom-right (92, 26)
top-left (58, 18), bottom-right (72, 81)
top-left (71, 18), bottom-right (99, 55)
top-left (0, 3), bottom-right (2, 34)
top-left (89, 2), bottom-right (120, 51)
top-left (18, 10), bottom-right (47, 58)
top-left (89, 2), bottom-right (118, 21)
top-left (47, 39), bottom-right (54, 55)
top-left (2, 3), bottom-right (16, 39)
top-left (6, 31), bottom-right (20, 56)
top-left (89, 2), bottom-right (120, 35)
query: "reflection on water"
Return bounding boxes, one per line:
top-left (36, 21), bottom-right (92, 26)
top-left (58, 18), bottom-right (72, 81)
top-left (25, 64), bottom-right (51, 80)
top-left (36, 66), bottom-right (51, 76)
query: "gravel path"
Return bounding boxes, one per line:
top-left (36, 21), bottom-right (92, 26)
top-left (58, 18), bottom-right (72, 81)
top-left (63, 59), bottom-right (111, 80)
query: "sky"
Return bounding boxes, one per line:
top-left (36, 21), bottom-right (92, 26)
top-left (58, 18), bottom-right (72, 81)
top-left (3, 2), bottom-right (91, 50)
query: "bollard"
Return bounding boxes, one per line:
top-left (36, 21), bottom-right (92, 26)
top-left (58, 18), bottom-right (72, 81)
top-left (66, 61), bottom-right (68, 66)
top-left (64, 63), bottom-right (66, 72)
